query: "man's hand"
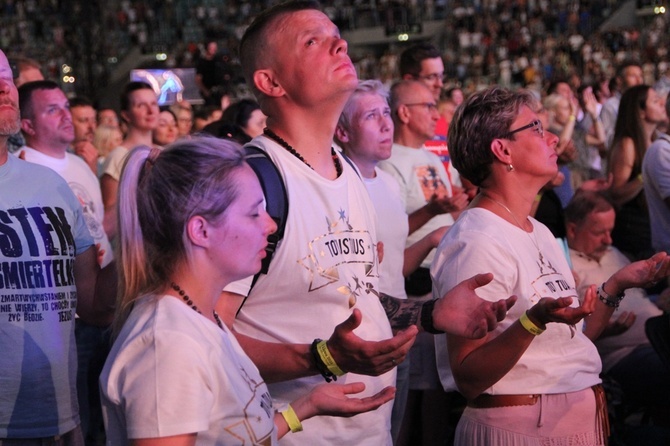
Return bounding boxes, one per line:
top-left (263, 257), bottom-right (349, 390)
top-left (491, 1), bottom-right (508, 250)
top-left (327, 309), bottom-right (418, 376)
top-left (432, 273), bottom-right (517, 338)
top-left (426, 189), bottom-right (469, 216)
top-left (73, 140), bottom-right (99, 174)
top-left (558, 139), bottom-right (578, 163)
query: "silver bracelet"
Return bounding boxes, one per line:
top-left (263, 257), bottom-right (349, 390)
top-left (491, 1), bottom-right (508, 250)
top-left (597, 282), bottom-right (625, 308)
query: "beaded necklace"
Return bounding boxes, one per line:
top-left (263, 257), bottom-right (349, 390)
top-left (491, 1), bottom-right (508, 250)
top-left (263, 128), bottom-right (343, 177)
top-left (170, 282), bottom-right (224, 330)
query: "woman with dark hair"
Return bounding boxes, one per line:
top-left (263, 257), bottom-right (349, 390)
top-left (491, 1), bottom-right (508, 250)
top-left (100, 137), bottom-right (394, 445)
top-left (152, 107), bottom-right (179, 146)
top-left (203, 99), bottom-right (267, 143)
top-left (609, 85), bottom-right (668, 259)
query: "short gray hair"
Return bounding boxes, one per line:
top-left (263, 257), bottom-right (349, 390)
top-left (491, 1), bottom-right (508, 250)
top-left (448, 87), bottom-right (535, 186)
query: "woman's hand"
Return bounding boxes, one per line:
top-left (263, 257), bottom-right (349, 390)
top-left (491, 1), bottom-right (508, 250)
top-left (276, 383), bottom-right (395, 438)
top-left (582, 88), bottom-right (600, 119)
top-left (608, 252), bottom-right (670, 293)
top-left (307, 383), bottom-right (394, 417)
top-left (528, 287), bottom-right (596, 327)
top-left (287, 383), bottom-right (395, 426)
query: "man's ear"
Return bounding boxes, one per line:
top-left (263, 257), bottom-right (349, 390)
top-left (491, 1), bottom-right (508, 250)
top-left (20, 119), bottom-right (35, 136)
top-left (335, 126), bottom-right (349, 144)
top-left (253, 69), bottom-right (285, 98)
top-left (186, 215), bottom-right (212, 249)
top-left (490, 138), bottom-right (512, 165)
top-left (396, 104), bottom-right (411, 125)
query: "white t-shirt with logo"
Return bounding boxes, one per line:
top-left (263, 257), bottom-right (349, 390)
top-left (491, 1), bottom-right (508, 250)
top-left (229, 136), bottom-right (395, 445)
top-left (379, 144), bottom-right (454, 268)
top-left (101, 294), bottom-right (276, 445)
top-left (431, 208), bottom-right (601, 395)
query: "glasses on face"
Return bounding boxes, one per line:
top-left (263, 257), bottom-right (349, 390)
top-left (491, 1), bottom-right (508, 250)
top-left (404, 102), bottom-right (439, 112)
top-left (502, 119), bottom-right (544, 139)
top-left (417, 73), bottom-right (445, 83)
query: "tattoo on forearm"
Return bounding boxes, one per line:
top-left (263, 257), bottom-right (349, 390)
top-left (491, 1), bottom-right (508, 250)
top-left (379, 293), bottom-right (422, 330)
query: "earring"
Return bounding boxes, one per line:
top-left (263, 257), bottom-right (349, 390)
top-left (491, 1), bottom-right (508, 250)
top-left (507, 164), bottom-right (514, 172)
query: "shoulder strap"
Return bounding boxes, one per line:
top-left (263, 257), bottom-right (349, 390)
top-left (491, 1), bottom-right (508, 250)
top-left (340, 151), bottom-right (362, 180)
top-left (239, 146), bottom-right (288, 312)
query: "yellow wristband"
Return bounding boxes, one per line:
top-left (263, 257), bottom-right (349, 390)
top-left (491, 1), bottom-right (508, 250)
top-left (569, 115), bottom-right (576, 122)
top-left (281, 404), bottom-right (303, 433)
top-left (637, 173), bottom-right (643, 183)
top-left (520, 311), bottom-right (545, 336)
top-left (316, 340), bottom-right (345, 377)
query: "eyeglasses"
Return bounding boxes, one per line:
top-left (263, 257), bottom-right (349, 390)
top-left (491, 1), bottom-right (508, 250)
top-left (404, 102), bottom-right (439, 112)
top-left (502, 120), bottom-right (544, 139)
top-left (416, 73), bottom-right (445, 83)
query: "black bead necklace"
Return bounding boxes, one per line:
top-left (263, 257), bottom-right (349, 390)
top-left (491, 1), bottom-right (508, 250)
top-left (263, 128), bottom-right (342, 178)
top-left (170, 282), bottom-right (224, 330)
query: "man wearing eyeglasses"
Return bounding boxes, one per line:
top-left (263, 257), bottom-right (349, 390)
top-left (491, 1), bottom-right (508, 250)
top-left (378, 79), bottom-right (468, 445)
top-left (399, 43), bottom-right (444, 100)
top-left (399, 43), bottom-right (469, 203)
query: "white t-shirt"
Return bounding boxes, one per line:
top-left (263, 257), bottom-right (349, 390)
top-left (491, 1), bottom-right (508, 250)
top-left (18, 147), bottom-right (113, 267)
top-left (229, 136), bottom-right (395, 446)
top-left (642, 133), bottom-right (670, 254)
top-left (570, 247), bottom-right (662, 372)
top-left (101, 146), bottom-right (129, 182)
top-left (100, 295), bottom-right (275, 445)
top-left (364, 168), bottom-right (409, 299)
top-left (431, 208), bottom-right (601, 395)
top-left (378, 143), bottom-right (454, 268)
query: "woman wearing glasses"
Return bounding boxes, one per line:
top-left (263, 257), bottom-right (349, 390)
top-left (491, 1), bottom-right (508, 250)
top-left (431, 87), bottom-right (669, 445)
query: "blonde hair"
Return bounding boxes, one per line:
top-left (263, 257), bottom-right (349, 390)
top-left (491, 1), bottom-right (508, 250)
top-left (113, 137), bottom-right (245, 335)
top-left (93, 125), bottom-right (123, 158)
top-left (542, 93), bottom-right (568, 130)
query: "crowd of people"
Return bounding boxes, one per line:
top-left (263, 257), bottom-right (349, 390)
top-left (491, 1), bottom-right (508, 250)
top-left (2, 1), bottom-right (670, 446)
top-left (2, 0), bottom-right (669, 103)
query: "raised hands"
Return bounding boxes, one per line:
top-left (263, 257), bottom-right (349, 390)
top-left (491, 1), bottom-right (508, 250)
top-left (582, 87), bottom-right (600, 119)
top-left (434, 273), bottom-right (517, 338)
top-left (279, 382), bottom-right (395, 439)
top-left (326, 309), bottom-right (417, 376)
top-left (609, 251), bottom-right (670, 292)
top-left (528, 286), bottom-right (596, 328)
top-left (426, 188), bottom-right (469, 216)
top-left (296, 382), bottom-right (395, 419)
